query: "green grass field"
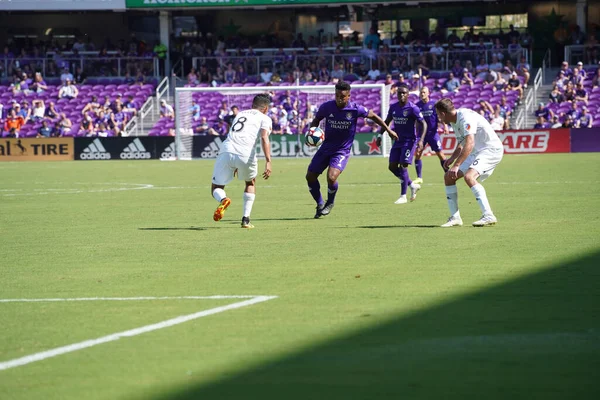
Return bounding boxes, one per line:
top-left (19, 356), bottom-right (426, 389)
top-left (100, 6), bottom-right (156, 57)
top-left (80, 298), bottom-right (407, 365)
top-left (1, 153), bottom-right (599, 400)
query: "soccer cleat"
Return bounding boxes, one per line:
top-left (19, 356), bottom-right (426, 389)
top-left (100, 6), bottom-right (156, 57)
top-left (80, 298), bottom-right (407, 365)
top-left (410, 183), bottom-right (421, 202)
top-left (319, 202), bottom-right (334, 217)
top-left (241, 216), bottom-right (254, 229)
top-left (413, 177), bottom-right (423, 185)
top-left (441, 216), bottom-right (463, 227)
top-left (314, 203), bottom-right (325, 219)
top-left (394, 195), bottom-right (408, 204)
top-left (213, 197), bottom-right (231, 221)
top-left (472, 214), bottom-right (497, 227)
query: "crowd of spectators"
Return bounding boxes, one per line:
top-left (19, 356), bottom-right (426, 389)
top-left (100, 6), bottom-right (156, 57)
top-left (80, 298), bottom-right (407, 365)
top-left (533, 60), bottom-right (600, 129)
top-left (0, 34), bottom-right (157, 81)
top-left (1, 67), bottom-right (145, 137)
top-left (180, 25), bottom-right (532, 88)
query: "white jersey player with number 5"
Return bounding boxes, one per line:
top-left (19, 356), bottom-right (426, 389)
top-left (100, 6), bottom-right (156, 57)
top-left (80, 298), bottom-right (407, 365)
top-left (211, 93), bottom-right (273, 229)
top-left (435, 98), bottom-right (504, 227)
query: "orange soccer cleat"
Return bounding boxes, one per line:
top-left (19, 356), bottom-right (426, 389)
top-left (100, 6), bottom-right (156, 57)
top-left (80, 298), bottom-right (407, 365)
top-left (213, 198), bottom-right (231, 221)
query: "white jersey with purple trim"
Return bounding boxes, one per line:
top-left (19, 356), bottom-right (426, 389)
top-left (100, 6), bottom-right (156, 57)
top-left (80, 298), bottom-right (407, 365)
top-left (450, 108), bottom-right (503, 155)
top-left (221, 109), bottom-right (272, 159)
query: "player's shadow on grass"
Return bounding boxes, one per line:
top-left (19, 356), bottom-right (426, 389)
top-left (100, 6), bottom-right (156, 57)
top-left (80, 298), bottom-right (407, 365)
top-left (138, 227), bottom-right (208, 231)
top-left (151, 249), bottom-right (600, 400)
top-left (355, 224), bottom-right (439, 229)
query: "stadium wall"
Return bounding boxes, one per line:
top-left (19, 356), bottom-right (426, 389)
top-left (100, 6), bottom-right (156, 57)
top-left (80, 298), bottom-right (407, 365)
top-left (2, 128), bottom-right (599, 162)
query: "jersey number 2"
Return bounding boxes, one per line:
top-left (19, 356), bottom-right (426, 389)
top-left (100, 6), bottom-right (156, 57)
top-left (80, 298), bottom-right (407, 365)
top-left (337, 155), bottom-right (346, 167)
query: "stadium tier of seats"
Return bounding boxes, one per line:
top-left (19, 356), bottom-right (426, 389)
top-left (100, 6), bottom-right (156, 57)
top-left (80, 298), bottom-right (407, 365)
top-left (148, 73), bottom-right (521, 136)
top-left (0, 78), bottom-right (158, 137)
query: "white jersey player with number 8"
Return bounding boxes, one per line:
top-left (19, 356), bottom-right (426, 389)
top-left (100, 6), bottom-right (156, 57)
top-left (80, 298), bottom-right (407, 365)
top-left (435, 98), bottom-right (504, 227)
top-left (211, 93), bottom-right (273, 229)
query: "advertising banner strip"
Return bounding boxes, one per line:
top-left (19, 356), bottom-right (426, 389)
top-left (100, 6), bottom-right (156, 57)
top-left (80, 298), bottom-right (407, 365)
top-left (75, 137), bottom-right (175, 160)
top-left (0, 138), bottom-right (74, 161)
top-left (127, 0), bottom-right (382, 8)
top-left (0, 0), bottom-right (126, 11)
top-left (570, 128), bottom-right (600, 153)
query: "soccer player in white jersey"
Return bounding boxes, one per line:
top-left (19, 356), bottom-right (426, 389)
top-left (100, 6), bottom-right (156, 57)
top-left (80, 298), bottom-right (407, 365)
top-left (434, 98), bottom-right (504, 227)
top-left (211, 93), bottom-right (272, 229)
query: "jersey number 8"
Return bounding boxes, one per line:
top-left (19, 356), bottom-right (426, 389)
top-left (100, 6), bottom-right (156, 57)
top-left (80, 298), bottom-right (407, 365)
top-left (231, 117), bottom-right (247, 132)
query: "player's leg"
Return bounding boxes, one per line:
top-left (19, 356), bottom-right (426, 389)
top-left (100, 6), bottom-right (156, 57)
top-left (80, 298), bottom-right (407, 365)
top-left (463, 150), bottom-right (503, 227)
top-left (440, 157), bottom-right (467, 227)
top-left (241, 180), bottom-right (256, 229)
top-left (211, 153), bottom-right (234, 222)
top-left (306, 151), bottom-right (329, 218)
top-left (319, 166), bottom-right (341, 216)
top-left (235, 155), bottom-right (258, 228)
top-left (427, 134), bottom-right (448, 172)
top-left (320, 152), bottom-right (349, 217)
top-left (401, 143), bottom-right (421, 203)
top-left (413, 146), bottom-right (423, 185)
top-left (388, 147), bottom-right (408, 203)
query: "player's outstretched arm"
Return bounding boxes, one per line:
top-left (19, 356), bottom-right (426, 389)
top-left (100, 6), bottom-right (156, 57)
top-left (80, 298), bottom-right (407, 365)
top-left (260, 128), bottom-right (272, 180)
top-left (309, 116), bottom-right (324, 128)
top-left (370, 110), bottom-right (398, 140)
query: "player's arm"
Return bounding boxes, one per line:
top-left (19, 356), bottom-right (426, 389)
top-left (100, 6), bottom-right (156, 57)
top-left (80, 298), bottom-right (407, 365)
top-left (417, 119), bottom-right (427, 150)
top-left (376, 114), bottom-right (394, 146)
top-left (309, 115), bottom-right (324, 128)
top-left (370, 110), bottom-right (398, 140)
top-left (260, 128), bottom-right (272, 180)
top-left (447, 135), bottom-right (474, 179)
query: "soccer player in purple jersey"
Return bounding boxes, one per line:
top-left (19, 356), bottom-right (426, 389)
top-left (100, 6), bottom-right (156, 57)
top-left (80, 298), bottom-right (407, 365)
top-left (414, 86), bottom-right (448, 184)
top-left (381, 84), bottom-right (427, 204)
top-left (306, 81), bottom-right (397, 218)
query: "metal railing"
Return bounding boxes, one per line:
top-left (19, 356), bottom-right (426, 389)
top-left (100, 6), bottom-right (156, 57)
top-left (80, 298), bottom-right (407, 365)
top-left (564, 44), bottom-right (598, 67)
top-left (0, 57), bottom-right (158, 79)
top-left (524, 86), bottom-right (535, 127)
top-left (139, 97), bottom-right (155, 135)
top-left (123, 115), bottom-right (138, 137)
top-left (533, 67), bottom-right (543, 107)
top-left (515, 107), bottom-right (525, 129)
top-left (188, 48), bottom-right (529, 83)
top-left (155, 76), bottom-right (169, 108)
top-left (541, 48), bottom-right (552, 84)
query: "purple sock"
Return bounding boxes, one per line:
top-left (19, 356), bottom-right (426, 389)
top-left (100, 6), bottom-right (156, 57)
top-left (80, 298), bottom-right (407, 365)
top-left (308, 180), bottom-right (323, 205)
top-left (327, 181), bottom-right (338, 204)
top-left (415, 159), bottom-right (423, 178)
top-left (400, 168), bottom-right (412, 195)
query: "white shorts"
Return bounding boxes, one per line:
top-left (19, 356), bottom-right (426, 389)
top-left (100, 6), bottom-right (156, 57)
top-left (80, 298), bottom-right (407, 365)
top-left (459, 148), bottom-right (503, 182)
top-left (212, 152), bottom-right (257, 186)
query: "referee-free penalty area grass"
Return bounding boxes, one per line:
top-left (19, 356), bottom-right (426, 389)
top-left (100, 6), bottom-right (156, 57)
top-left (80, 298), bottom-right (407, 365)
top-left (0, 153), bottom-right (599, 400)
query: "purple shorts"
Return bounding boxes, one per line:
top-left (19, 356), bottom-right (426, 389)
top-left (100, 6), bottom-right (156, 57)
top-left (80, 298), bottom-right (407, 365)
top-left (424, 133), bottom-right (442, 153)
top-left (308, 148), bottom-right (351, 174)
top-left (390, 140), bottom-right (417, 165)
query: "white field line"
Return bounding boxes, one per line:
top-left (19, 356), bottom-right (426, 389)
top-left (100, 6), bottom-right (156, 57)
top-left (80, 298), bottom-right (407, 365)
top-left (0, 295), bottom-right (277, 371)
top-left (2, 180), bottom-right (599, 197)
top-left (0, 295), bottom-right (262, 303)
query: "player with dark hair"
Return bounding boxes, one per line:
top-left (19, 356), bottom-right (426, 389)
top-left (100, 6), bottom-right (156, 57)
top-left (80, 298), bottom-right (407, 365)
top-left (435, 98), bottom-right (504, 227)
top-left (307, 81), bottom-right (397, 218)
top-left (414, 86), bottom-right (448, 184)
top-left (381, 83), bottom-right (427, 204)
top-left (211, 93), bottom-right (273, 228)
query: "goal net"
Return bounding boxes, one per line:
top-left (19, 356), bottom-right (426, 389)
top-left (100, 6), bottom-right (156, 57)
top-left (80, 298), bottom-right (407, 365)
top-left (174, 83), bottom-right (392, 160)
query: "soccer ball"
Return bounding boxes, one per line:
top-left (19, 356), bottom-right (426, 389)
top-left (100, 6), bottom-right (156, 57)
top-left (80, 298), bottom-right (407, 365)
top-left (305, 127), bottom-right (325, 147)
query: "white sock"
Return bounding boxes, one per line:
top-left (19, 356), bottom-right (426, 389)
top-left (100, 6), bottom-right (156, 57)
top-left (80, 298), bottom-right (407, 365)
top-left (471, 184), bottom-right (493, 216)
top-left (445, 185), bottom-right (460, 218)
top-left (212, 188), bottom-right (226, 202)
top-left (243, 192), bottom-right (255, 218)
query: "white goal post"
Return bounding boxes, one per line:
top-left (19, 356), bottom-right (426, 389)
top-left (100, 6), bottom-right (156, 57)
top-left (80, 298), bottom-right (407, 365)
top-left (174, 84), bottom-right (392, 160)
